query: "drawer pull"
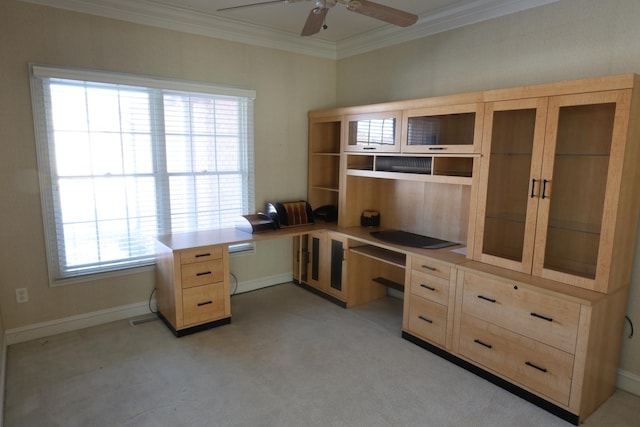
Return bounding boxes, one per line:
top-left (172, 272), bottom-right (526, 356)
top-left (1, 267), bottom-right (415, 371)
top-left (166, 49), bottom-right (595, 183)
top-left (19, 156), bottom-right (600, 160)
top-left (197, 300), bottom-right (213, 307)
top-left (477, 295), bottom-right (496, 303)
top-left (473, 339), bottom-right (492, 349)
top-left (525, 361), bottom-right (548, 373)
top-left (421, 264), bottom-right (437, 271)
top-left (196, 271), bottom-right (212, 276)
top-left (195, 253), bottom-right (211, 258)
top-left (530, 312), bottom-right (553, 322)
top-left (420, 284), bottom-right (436, 291)
top-left (418, 315), bottom-right (433, 324)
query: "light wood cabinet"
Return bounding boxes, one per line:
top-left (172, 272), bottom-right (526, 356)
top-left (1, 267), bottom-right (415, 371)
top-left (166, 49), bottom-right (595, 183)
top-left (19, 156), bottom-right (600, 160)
top-left (401, 103), bottom-right (483, 154)
top-left (473, 88), bottom-right (640, 293)
top-left (156, 242), bottom-right (231, 336)
top-left (453, 264), bottom-right (629, 422)
top-left (298, 230), bottom-right (350, 305)
top-left (403, 255), bottom-right (457, 349)
top-left (305, 231), bottom-right (327, 292)
top-left (307, 74), bottom-right (640, 425)
top-left (327, 232), bottom-right (348, 301)
top-left (344, 111), bottom-right (402, 153)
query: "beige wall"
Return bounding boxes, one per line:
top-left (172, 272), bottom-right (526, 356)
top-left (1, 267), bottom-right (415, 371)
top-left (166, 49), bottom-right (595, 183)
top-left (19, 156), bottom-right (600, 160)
top-left (2, 0), bottom-right (639, 387)
top-left (336, 0), bottom-right (640, 381)
top-left (0, 1), bottom-right (336, 330)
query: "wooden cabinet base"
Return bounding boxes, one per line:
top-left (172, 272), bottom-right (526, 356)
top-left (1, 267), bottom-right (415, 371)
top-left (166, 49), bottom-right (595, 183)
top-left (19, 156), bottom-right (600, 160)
top-left (295, 280), bottom-right (347, 308)
top-left (158, 312), bottom-right (231, 337)
top-left (401, 331), bottom-right (580, 426)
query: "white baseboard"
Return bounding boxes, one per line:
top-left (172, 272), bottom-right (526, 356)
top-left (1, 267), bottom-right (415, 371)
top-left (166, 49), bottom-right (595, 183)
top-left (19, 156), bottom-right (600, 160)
top-left (231, 272), bottom-right (293, 295)
top-left (4, 273), bottom-right (293, 346)
top-left (618, 368), bottom-right (640, 396)
top-left (5, 301), bottom-right (152, 346)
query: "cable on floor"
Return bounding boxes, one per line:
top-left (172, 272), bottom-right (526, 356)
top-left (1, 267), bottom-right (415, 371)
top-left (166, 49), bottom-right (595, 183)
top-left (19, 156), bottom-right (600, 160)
top-left (230, 272), bottom-right (239, 296)
top-left (149, 287), bottom-right (158, 314)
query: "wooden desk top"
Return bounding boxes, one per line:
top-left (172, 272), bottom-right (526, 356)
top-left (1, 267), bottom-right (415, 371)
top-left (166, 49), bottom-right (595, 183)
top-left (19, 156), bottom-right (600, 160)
top-left (156, 223), bottom-right (337, 251)
top-left (157, 223), bottom-right (466, 267)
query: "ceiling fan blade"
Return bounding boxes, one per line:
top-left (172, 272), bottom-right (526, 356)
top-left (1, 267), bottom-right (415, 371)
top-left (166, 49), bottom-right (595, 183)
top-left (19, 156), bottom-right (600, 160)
top-left (301, 7), bottom-right (328, 36)
top-left (217, 0), bottom-right (306, 13)
top-left (346, 0), bottom-right (418, 27)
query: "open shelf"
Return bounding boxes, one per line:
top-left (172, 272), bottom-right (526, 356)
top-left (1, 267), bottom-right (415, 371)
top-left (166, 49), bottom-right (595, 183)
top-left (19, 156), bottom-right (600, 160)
top-left (346, 153), bottom-right (474, 185)
top-left (372, 276), bottom-right (404, 291)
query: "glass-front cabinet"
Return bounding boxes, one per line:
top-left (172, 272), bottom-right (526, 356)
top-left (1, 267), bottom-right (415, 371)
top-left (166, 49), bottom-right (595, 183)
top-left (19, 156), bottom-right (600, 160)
top-left (401, 103), bottom-right (483, 154)
top-left (475, 90), bottom-right (631, 291)
top-left (474, 98), bottom-right (548, 273)
top-left (532, 91), bottom-right (627, 289)
top-left (344, 111), bottom-right (402, 152)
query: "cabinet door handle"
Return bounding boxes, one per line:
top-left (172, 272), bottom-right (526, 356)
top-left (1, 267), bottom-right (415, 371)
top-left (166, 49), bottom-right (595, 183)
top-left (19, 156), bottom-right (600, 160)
top-left (420, 284), bottom-right (436, 291)
top-left (530, 179), bottom-right (537, 198)
top-left (363, 147), bottom-right (376, 150)
top-left (428, 147), bottom-right (445, 150)
top-left (197, 300), bottom-right (213, 307)
top-left (541, 179), bottom-right (549, 199)
top-left (530, 312), bottom-right (553, 322)
top-left (477, 295), bottom-right (496, 303)
top-left (421, 264), bottom-right (437, 271)
top-left (195, 253), bottom-right (211, 258)
top-left (418, 315), bottom-right (433, 324)
top-left (474, 339), bottom-right (492, 349)
top-left (525, 361), bottom-right (548, 373)
top-left (196, 271), bottom-right (212, 276)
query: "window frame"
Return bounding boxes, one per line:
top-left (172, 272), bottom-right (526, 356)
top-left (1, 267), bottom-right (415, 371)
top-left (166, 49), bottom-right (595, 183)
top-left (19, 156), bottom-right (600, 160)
top-left (30, 64), bottom-right (256, 286)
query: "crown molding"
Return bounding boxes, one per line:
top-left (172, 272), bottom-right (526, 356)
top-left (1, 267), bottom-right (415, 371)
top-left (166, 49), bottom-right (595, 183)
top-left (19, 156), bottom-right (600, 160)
top-left (20, 0), bottom-right (338, 59)
top-left (336, 0), bottom-right (559, 59)
top-left (20, 0), bottom-right (558, 60)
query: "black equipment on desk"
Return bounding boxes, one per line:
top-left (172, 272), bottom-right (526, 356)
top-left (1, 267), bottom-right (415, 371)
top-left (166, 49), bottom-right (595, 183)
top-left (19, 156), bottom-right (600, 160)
top-left (313, 205), bottom-right (338, 222)
top-left (265, 201), bottom-right (314, 228)
top-left (236, 213), bottom-right (276, 234)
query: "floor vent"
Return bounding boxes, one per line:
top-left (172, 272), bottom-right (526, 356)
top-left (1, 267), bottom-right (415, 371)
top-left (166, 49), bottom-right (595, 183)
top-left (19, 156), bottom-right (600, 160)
top-left (129, 314), bottom-right (158, 326)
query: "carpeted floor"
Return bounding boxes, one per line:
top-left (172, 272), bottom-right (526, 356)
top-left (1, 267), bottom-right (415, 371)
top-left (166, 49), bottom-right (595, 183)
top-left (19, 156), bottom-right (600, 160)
top-left (5, 283), bottom-right (640, 426)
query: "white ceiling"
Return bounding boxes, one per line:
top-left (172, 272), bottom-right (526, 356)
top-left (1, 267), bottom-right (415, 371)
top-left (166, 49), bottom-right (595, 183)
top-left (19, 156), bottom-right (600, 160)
top-left (167, 0), bottom-right (456, 42)
top-left (21, 0), bottom-right (559, 59)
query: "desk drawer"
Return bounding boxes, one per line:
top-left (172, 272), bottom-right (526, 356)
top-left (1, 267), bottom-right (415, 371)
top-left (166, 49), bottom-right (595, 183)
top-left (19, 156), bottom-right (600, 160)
top-left (458, 314), bottom-right (573, 406)
top-left (406, 295), bottom-right (447, 347)
top-left (461, 272), bottom-right (580, 354)
top-left (411, 256), bottom-right (450, 280)
top-left (182, 283), bottom-right (226, 326)
top-left (180, 246), bottom-right (224, 264)
top-left (181, 259), bottom-right (225, 288)
top-left (410, 270), bottom-right (450, 306)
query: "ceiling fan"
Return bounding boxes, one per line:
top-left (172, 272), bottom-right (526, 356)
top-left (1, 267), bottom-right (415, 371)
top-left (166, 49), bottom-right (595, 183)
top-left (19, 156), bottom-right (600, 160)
top-left (217, 0), bottom-right (419, 37)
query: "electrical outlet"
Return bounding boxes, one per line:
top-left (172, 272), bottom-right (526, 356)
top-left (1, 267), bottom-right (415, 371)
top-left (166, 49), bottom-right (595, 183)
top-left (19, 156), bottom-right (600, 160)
top-left (15, 288), bottom-right (28, 304)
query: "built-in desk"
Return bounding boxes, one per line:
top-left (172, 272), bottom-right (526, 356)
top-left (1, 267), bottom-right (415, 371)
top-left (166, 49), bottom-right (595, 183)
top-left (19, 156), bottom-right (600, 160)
top-left (155, 224), bottom-right (466, 336)
top-left (154, 224), bottom-right (614, 424)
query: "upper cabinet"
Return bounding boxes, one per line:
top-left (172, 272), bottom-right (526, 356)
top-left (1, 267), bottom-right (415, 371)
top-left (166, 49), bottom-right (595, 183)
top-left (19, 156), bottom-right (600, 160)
top-left (344, 111), bottom-right (402, 153)
top-left (401, 103), bottom-right (484, 154)
top-left (308, 74), bottom-right (640, 294)
top-left (473, 98), bottom-right (548, 275)
top-left (474, 88), bottom-right (638, 293)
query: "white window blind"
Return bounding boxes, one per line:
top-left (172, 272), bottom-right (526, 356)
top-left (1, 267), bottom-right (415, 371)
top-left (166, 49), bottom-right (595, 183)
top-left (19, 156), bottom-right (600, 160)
top-left (30, 65), bottom-right (255, 283)
top-left (353, 118), bottom-right (396, 146)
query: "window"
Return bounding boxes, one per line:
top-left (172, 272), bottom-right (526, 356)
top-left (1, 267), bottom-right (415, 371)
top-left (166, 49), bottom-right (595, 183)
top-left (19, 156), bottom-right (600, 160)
top-left (30, 65), bottom-right (255, 284)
